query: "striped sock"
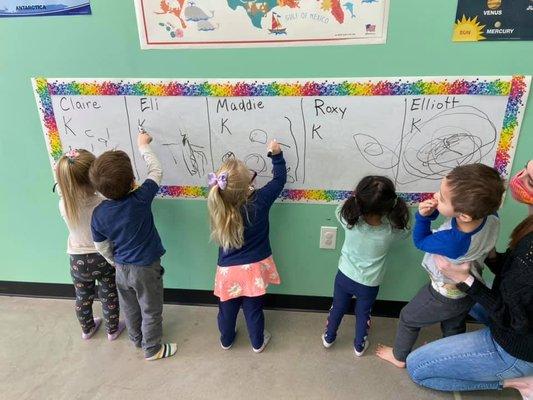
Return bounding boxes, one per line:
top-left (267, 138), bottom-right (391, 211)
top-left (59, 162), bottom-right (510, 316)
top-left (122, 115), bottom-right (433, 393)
top-left (145, 343), bottom-right (177, 361)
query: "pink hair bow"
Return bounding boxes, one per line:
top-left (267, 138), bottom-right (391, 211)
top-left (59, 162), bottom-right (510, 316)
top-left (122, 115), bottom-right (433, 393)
top-left (208, 172), bottom-right (228, 190)
top-left (66, 149), bottom-right (80, 164)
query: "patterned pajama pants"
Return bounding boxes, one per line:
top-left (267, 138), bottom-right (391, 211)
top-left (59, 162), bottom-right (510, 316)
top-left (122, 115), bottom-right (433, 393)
top-left (70, 253), bottom-right (120, 334)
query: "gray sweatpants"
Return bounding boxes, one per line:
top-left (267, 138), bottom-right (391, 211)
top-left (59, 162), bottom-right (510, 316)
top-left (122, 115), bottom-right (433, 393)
top-left (115, 259), bottom-right (164, 358)
top-left (393, 283), bottom-right (474, 362)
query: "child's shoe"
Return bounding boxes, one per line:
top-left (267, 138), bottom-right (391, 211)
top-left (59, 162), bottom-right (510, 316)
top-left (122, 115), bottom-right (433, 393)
top-left (107, 320), bottom-right (126, 341)
top-left (354, 340), bottom-right (369, 357)
top-left (81, 317), bottom-right (102, 340)
top-left (221, 330), bottom-right (237, 350)
top-left (252, 330), bottom-right (271, 353)
top-left (321, 333), bottom-right (335, 348)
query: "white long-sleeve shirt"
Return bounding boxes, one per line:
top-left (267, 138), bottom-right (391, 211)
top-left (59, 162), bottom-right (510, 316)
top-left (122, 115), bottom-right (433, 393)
top-left (59, 194), bottom-right (103, 254)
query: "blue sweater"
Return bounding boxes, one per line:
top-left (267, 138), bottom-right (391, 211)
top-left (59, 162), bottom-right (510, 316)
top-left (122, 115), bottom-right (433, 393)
top-left (91, 179), bottom-right (166, 266)
top-left (413, 210), bottom-right (500, 298)
top-left (217, 153), bottom-right (287, 267)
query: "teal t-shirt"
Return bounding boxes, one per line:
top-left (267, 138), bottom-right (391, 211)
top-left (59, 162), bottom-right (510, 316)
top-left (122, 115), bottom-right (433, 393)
top-left (336, 205), bottom-right (409, 287)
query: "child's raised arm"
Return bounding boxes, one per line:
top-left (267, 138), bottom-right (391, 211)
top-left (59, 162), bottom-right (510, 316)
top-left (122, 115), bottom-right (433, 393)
top-left (134, 131), bottom-right (163, 202)
top-left (138, 132), bottom-right (163, 186)
top-left (256, 139), bottom-right (287, 207)
top-left (412, 210), bottom-right (469, 259)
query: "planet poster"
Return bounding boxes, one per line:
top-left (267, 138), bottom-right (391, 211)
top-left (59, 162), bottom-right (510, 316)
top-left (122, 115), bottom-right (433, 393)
top-left (453, 0), bottom-right (533, 41)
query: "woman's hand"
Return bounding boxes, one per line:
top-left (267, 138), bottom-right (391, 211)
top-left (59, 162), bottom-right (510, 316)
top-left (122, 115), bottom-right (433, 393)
top-left (434, 255), bottom-right (472, 283)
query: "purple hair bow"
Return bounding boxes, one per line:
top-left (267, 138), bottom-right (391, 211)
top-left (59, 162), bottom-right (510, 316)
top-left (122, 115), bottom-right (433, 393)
top-left (208, 172), bottom-right (228, 190)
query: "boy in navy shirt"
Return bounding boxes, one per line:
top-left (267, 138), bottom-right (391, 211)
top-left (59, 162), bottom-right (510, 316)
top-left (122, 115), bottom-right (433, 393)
top-left (90, 132), bottom-right (176, 361)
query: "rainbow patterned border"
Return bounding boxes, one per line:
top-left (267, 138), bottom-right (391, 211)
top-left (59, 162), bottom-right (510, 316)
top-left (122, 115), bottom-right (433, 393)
top-left (34, 76), bottom-right (528, 204)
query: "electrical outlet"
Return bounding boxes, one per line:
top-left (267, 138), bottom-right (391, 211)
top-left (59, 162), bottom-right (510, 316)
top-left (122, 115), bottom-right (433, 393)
top-left (320, 226), bottom-right (337, 250)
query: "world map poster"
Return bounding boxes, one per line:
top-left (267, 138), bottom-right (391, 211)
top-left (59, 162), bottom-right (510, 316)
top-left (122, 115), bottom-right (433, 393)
top-left (134, 0), bottom-right (389, 49)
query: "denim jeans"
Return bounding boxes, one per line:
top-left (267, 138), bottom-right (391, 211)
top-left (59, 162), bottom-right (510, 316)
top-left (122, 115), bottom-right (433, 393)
top-left (469, 303), bottom-right (491, 326)
top-left (406, 327), bottom-right (533, 391)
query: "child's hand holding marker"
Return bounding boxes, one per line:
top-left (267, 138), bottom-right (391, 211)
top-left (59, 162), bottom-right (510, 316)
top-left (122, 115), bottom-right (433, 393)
top-left (137, 125), bottom-right (153, 147)
top-left (267, 139), bottom-right (281, 157)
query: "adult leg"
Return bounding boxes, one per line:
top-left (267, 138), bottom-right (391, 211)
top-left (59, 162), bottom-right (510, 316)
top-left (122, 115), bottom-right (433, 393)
top-left (407, 328), bottom-right (533, 392)
top-left (469, 303), bottom-right (491, 326)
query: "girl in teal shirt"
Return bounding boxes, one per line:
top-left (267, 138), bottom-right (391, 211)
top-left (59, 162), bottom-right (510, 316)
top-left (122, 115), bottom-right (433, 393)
top-left (322, 176), bottom-right (410, 356)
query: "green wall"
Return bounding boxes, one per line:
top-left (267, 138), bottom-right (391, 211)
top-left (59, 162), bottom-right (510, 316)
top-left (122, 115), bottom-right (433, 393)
top-left (1, 0), bottom-right (532, 301)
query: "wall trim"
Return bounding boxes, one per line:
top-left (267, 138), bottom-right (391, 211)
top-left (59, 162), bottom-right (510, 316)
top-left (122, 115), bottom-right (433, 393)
top-left (0, 280), bottom-right (406, 317)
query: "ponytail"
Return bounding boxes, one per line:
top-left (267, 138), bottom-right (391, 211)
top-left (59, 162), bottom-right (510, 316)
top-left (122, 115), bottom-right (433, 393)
top-left (207, 159), bottom-right (251, 251)
top-left (388, 197), bottom-right (409, 230)
top-left (56, 149), bottom-right (95, 226)
top-left (342, 175), bottom-right (410, 230)
top-left (340, 195), bottom-right (363, 229)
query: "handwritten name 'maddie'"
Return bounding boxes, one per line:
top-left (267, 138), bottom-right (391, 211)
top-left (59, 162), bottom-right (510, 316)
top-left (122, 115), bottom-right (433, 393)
top-left (60, 96), bottom-right (101, 111)
top-left (410, 96), bottom-right (459, 112)
top-left (216, 99), bottom-right (264, 113)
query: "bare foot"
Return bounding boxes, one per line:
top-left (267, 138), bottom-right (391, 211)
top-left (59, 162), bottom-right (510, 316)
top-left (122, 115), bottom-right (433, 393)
top-left (376, 344), bottom-right (406, 368)
top-left (504, 376), bottom-right (533, 400)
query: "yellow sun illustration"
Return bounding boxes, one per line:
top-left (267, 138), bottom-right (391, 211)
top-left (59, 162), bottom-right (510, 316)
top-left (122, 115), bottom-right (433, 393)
top-left (321, 0), bottom-right (332, 11)
top-left (453, 15), bottom-right (486, 41)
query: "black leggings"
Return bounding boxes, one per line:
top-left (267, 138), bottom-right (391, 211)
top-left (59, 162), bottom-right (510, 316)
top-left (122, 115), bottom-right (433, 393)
top-left (70, 253), bottom-right (120, 334)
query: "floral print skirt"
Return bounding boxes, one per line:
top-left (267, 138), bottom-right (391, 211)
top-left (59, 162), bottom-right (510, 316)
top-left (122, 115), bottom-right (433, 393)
top-left (214, 256), bottom-right (281, 301)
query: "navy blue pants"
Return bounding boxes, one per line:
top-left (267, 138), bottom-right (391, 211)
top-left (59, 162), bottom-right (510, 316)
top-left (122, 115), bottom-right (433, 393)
top-left (218, 295), bottom-right (265, 349)
top-left (325, 270), bottom-right (379, 351)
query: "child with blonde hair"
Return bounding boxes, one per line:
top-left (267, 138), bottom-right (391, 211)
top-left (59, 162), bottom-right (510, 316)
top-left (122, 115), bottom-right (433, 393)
top-left (55, 149), bottom-right (124, 340)
top-left (208, 140), bottom-right (286, 352)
